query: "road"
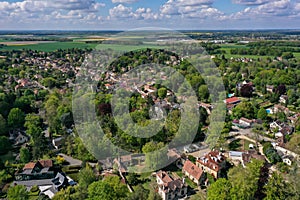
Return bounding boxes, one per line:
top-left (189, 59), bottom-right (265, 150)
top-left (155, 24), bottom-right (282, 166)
top-left (230, 127), bottom-right (274, 143)
top-left (58, 153), bottom-right (82, 166)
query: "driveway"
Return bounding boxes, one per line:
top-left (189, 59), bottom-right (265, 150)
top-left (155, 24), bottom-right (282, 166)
top-left (58, 153), bottom-right (82, 166)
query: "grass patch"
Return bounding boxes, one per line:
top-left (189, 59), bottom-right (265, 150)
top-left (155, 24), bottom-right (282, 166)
top-left (228, 139), bottom-right (255, 151)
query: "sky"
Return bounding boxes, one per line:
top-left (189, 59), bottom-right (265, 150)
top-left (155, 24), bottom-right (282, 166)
top-left (0, 0), bottom-right (299, 30)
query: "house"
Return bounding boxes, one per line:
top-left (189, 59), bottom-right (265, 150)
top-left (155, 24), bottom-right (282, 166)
top-left (156, 171), bottom-right (187, 200)
top-left (266, 85), bottom-right (274, 93)
top-left (270, 121), bottom-right (283, 132)
top-left (282, 155), bottom-right (293, 166)
top-left (239, 117), bottom-right (254, 128)
top-left (15, 132), bottom-right (29, 145)
top-left (229, 150), bottom-right (265, 168)
top-left (15, 160), bottom-right (54, 181)
top-left (9, 132), bottom-right (29, 146)
top-left (279, 95), bottom-right (288, 104)
top-left (288, 113), bottom-right (300, 124)
top-left (14, 172), bottom-right (68, 199)
top-left (182, 160), bottom-right (206, 186)
top-left (224, 97), bottom-right (241, 105)
top-left (273, 104), bottom-right (291, 115)
top-left (196, 150), bottom-right (226, 179)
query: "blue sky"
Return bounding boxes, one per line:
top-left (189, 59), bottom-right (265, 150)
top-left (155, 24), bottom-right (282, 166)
top-left (0, 0), bottom-right (299, 30)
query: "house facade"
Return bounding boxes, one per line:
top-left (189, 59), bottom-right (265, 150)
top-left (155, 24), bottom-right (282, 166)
top-left (196, 150), bottom-right (226, 179)
top-left (182, 160), bottom-right (206, 186)
top-left (156, 171), bottom-right (187, 200)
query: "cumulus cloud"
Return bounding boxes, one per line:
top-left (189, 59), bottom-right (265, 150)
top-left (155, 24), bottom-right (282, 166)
top-left (232, 0), bottom-right (271, 5)
top-left (109, 4), bottom-right (159, 20)
top-left (111, 0), bottom-right (139, 4)
top-left (231, 0), bottom-right (294, 19)
top-left (0, 0), bottom-right (105, 25)
top-left (160, 0), bottom-right (224, 19)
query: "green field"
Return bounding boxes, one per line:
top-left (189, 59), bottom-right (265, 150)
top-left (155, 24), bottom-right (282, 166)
top-left (294, 52), bottom-right (300, 59)
top-left (0, 41), bottom-right (167, 52)
top-left (0, 42), bottom-right (98, 52)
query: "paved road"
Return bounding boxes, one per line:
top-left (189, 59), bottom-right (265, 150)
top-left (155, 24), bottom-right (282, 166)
top-left (230, 127), bottom-right (274, 143)
top-left (58, 153), bottom-right (82, 166)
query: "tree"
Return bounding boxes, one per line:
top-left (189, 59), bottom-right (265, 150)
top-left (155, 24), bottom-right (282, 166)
top-left (264, 172), bottom-right (294, 200)
top-left (0, 169), bottom-right (12, 185)
top-left (88, 176), bottom-right (128, 200)
top-left (275, 84), bottom-right (286, 96)
top-left (78, 165), bottom-right (96, 190)
top-left (20, 147), bottom-right (31, 163)
top-left (157, 88), bottom-right (167, 99)
top-left (60, 112), bottom-right (74, 129)
top-left (126, 185), bottom-right (149, 200)
top-left (7, 108), bottom-right (25, 129)
top-left (227, 159), bottom-right (264, 200)
top-left (207, 178), bottom-right (231, 200)
top-left (257, 107), bottom-right (268, 120)
top-left (0, 114), bottom-right (7, 136)
top-left (24, 114), bottom-right (43, 140)
top-left (198, 84), bottom-right (209, 101)
top-left (0, 136), bottom-right (11, 155)
top-left (7, 185), bottom-right (29, 200)
top-left (282, 52), bottom-right (294, 60)
top-left (232, 101), bottom-right (256, 119)
top-left (240, 84), bottom-right (253, 98)
top-left (127, 173), bottom-right (139, 186)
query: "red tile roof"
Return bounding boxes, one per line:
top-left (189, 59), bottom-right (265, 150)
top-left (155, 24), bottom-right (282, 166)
top-left (225, 97), bottom-right (241, 104)
top-left (183, 160), bottom-right (203, 180)
top-left (197, 151), bottom-right (226, 173)
top-left (38, 160), bottom-right (53, 168)
top-left (23, 162), bottom-right (36, 170)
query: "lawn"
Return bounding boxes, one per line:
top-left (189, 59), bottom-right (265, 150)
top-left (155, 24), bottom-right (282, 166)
top-left (228, 139), bottom-right (255, 151)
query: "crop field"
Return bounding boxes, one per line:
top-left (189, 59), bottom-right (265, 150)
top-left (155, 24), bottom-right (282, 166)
top-left (0, 41), bottom-right (98, 52)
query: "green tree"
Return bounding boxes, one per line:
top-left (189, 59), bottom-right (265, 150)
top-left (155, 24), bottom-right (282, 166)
top-left (207, 178), bottom-right (231, 200)
top-left (157, 88), bottom-right (167, 99)
top-left (0, 169), bottom-right (12, 185)
top-left (126, 185), bottom-right (149, 200)
top-left (264, 172), bottom-right (294, 200)
top-left (257, 107), bottom-right (268, 120)
top-left (0, 136), bottom-right (11, 155)
top-left (7, 108), bottom-right (25, 129)
top-left (228, 159), bottom-right (264, 200)
top-left (7, 185), bottom-right (29, 200)
top-left (88, 176), bottom-right (128, 200)
top-left (78, 165), bottom-right (96, 190)
top-left (0, 114), bottom-right (7, 136)
top-left (232, 101), bottom-right (256, 119)
top-left (198, 84), bottom-right (209, 101)
top-left (24, 114), bottom-right (43, 140)
top-left (20, 147), bottom-right (31, 163)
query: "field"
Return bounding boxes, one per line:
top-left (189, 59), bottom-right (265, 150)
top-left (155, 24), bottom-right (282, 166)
top-left (0, 41), bottom-right (98, 52)
top-left (0, 40), bottom-right (167, 52)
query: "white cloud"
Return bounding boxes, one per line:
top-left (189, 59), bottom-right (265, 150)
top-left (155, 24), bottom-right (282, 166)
top-left (231, 0), bottom-right (294, 19)
top-left (111, 0), bottom-right (139, 4)
top-left (109, 4), bottom-right (133, 18)
top-left (109, 4), bottom-right (160, 20)
top-left (232, 0), bottom-right (271, 5)
top-left (160, 0), bottom-right (224, 20)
